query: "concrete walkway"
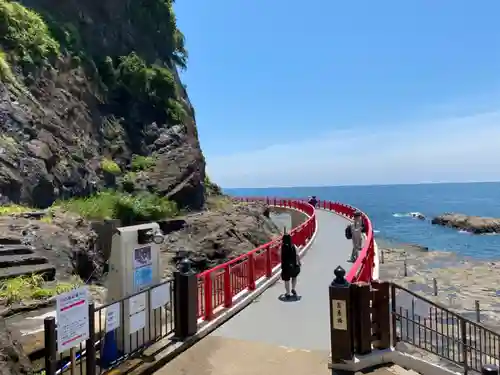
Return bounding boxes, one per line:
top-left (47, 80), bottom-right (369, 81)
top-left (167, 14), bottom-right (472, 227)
top-left (211, 209), bottom-right (353, 351)
top-left (156, 209), bottom-right (354, 375)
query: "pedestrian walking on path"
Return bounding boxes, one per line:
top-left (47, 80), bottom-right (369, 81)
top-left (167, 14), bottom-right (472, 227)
top-left (345, 211), bottom-right (367, 262)
top-left (280, 233), bottom-right (301, 299)
top-left (308, 195), bottom-right (318, 207)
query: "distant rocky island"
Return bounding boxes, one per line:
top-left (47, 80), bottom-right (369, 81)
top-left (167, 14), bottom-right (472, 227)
top-left (432, 213), bottom-right (500, 234)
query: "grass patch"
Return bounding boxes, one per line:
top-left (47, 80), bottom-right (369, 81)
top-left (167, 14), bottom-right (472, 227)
top-left (0, 274), bottom-right (83, 305)
top-left (100, 158), bottom-right (121, 174)
top-left (52, 191), bottom-right (118, 220)
top-left (131, 155), bottom-right (156, 171)
top-left (0, 204), bottom-right (34, 215)
top-left (53, 190), bottom-right (178, 224)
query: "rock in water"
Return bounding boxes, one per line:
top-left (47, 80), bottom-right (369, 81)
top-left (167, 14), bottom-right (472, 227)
top-left (431, 213), bottom-right (500, 234)
top-left (0, 318), bottom-right (33, 375)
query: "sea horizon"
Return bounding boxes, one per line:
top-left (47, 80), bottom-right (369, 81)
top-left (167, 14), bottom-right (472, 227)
top-left (222, 180), bottom-right (500, 191)
top-left (226, 182), bottom-right (500, 260)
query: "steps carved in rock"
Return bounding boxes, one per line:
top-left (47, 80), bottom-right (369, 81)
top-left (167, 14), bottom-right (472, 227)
top-left (0, 244), bottom-right (56, 281)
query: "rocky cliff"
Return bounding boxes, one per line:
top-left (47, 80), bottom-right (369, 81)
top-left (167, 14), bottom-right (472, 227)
top-left (0, 0), bottom-right (283, 294)
top-left (0, 0), bottom-right (285, 364)
top-left (0, 0), bottom-right (204, 209)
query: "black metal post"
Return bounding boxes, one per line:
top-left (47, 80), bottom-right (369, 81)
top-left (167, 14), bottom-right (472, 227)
top-left (86, 302), bottom-right (97, 375)
top-left (329, 266), bottom-right (354, 363)
top-left (44, 317), bottom-right (57, 375)
top-left (174, 258), bottom-right (198, 339)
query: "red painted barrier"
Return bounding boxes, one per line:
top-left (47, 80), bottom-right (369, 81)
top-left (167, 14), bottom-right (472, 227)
top-left (196, 197), bottom-right (375, 321)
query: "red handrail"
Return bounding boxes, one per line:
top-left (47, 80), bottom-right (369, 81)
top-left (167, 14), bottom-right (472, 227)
top-left (196, 197), bottom-right (374, 321)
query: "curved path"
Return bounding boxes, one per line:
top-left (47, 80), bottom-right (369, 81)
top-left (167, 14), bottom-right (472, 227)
top-left (158, 208), bottom-right (355, 375)
top-left (211, 209), bottom-right (353, 350)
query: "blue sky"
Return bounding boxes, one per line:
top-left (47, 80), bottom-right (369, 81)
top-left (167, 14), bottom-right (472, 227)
top-left (175, 1), bottom-right (500, 187)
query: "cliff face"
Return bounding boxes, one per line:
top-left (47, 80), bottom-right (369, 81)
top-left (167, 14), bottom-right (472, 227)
top-left (0, 0), bottom-right (205, 209)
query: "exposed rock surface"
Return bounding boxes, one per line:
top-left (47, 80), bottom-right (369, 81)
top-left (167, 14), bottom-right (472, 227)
top-left (0, 210), bottom-right (98, 281)
top-left (161, 198), bottom-right (281, 275)
top-left (431, 213), bottom-right (500, 234)
top-left (0, 0), bottom-right (204, 210)
top-left (0, 318), bottom-right (33, 375)
top-left (0, 198), bottom-right (280, 283)
top-left (379, 239), bottom-right (500, 372)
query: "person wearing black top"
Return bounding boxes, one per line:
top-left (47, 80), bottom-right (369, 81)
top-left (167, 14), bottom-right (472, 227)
top-left (308, 196), bottom-right (318, 207)
top-left (280, 233), bottom-right (301, 299)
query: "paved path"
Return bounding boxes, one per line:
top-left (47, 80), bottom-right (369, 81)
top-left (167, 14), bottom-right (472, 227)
top-left (211, 209), bottom-right (353, 351)
top-left (155, 209), bottom-right (354, 375)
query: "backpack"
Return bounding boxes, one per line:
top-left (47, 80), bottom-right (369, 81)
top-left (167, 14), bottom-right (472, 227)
top-left (345, 225), bottom-right (352, 240)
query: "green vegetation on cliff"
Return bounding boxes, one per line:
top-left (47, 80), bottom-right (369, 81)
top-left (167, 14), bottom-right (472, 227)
top-left (0, 0), bottom-right (218, 218)
top-left (53, 190), bottom-right (178, 224)
top-left (0, 0), bottom-right (60, 67)
top-left (98, 52), bottom-right (187, 125)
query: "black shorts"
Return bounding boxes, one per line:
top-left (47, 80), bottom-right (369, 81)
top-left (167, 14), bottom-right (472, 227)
top-left (281, 266), bottom-right (300, 281)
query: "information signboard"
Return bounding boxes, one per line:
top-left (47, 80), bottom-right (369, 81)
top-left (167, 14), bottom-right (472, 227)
top-left (56, 286), bottom-right (90, 353)
top-left (133, 246), bottom-right (153, 291)
top-left (105, 303), bottom-right (120, 333)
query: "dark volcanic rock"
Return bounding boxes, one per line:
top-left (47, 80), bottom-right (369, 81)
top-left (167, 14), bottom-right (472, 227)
top-left (0, 210), bottom-right (99, 282)
top-left (0, 317), bottom-right (33, 375)
top-left (160, 198), bottom-right (281, 276)
top-left (0, 199), bottom-right (280, 282)
top-left (431, 213), bottom-right (500, 234)
top-left (0, 0), bottom-right (206, 211)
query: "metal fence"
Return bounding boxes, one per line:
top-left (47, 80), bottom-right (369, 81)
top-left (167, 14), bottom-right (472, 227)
top-left (391, 283), bottom-right (500, 374)
top-left (43, 278), bottom-right (175, 375)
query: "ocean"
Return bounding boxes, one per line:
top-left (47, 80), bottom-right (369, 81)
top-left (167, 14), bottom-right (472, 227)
top-left (226, 182), bottom-right (500, 260)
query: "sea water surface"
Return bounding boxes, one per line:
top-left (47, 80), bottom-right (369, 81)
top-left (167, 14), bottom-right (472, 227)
top-left (226, 182), bottom-right (500, 260)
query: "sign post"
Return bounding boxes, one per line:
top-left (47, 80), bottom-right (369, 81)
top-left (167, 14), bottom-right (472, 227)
top-left (56, 286), bottom-right (90, 353)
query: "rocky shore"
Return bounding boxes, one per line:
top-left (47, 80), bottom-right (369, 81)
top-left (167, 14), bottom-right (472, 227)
top-left (431, 213), bottom-right (500, 234)
top-left (378, 238), bottom-right (500, 371)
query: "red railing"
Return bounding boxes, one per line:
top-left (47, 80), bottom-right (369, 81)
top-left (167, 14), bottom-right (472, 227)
top-left (315, 200), bottom-right (375, 283)
top-left (196, 197), bottom-right (375, 321)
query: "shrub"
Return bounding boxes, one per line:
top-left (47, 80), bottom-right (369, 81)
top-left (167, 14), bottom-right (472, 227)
top-left (53, 190), bottom-right (178, 224)
top-left (122, 172), bottom-right (137, 192)
top-left (204, 175), bottom-right (223, 196)
top-left (114, 192), bottom-right (178, 225)
top-left (113, 53), bottom-right (182, 123)
top-left (0, 49), bottom-right (13, 81)
top-left (131, 155), bottom-right (156, 171)
top-left (97, 56), bottom-right (116, 88)
top-left (0, 0), bottom-right (60, 66)
top-left (101, 158), bottom-right (121, 174)
top-left (52, 191), bottom-right (118, 220)
top-left (166, 98), bottom-right (186, 124)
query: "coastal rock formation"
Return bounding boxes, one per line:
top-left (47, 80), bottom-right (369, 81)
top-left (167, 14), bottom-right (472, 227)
top-left (0, 198), bottom-right (280, 284)
top-left (410, 212), bottom-right (425, 220)
top-left (0, 0), bottom-right (289, 368)
top-left (431, 213), bottom-right (500, 234)
top-left (0, 0), bottom-right (204, 210)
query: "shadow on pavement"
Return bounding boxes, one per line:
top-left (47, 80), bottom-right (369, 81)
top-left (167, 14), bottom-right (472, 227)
top-left (278, 294), bottom-right (302, 302)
